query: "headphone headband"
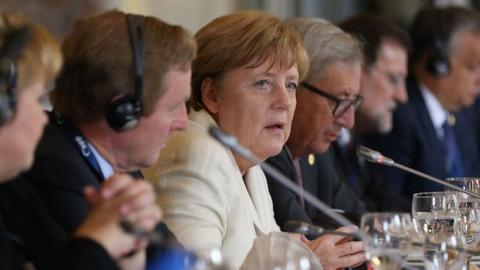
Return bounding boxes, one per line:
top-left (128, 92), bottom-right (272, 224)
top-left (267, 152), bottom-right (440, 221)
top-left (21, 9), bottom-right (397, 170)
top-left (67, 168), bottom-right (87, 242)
top-left (126, 14), bottom-right (144, 105)
top-left (105, 13), bottom-right (145, 132)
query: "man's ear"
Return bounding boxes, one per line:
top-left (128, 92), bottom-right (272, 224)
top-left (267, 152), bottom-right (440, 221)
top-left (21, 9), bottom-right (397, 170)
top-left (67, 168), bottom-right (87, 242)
top-left (201, 77), bottom-right (219, 114)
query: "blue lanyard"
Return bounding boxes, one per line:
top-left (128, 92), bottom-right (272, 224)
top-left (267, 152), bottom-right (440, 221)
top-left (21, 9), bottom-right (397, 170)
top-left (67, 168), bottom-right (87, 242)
top-left (55, 113), bottom-right (105, 180)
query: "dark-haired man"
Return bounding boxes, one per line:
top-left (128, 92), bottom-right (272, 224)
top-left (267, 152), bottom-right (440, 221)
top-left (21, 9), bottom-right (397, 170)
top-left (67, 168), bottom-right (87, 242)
top-left (336, 14), bottom-right (412, 211)
top-left (364, 7), bottom-right (480, 206)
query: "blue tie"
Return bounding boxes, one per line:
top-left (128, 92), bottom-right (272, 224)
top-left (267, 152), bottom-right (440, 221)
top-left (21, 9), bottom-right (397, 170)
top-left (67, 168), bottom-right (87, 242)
top-left (442, 120), bottom-right (464, 177)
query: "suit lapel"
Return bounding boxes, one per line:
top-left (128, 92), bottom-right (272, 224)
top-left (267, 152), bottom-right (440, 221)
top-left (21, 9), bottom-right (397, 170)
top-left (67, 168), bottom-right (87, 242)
top-left (409, 82), bottom-right (448, 177)
top-left (243, 166), bottom-right (276, 234)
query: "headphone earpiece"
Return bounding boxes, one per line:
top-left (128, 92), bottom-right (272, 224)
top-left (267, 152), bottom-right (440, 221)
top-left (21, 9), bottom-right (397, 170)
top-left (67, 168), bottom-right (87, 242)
top-left (0, 58), bottom-right (16, 125)
top-left (106, 95), bottom-right (141, 131)
top-left (426, 38), bottom-right (451, 77)
top-left (0, 17), bottom-right (30, 126)
top-left (106, 14), bottom-right (144, 132)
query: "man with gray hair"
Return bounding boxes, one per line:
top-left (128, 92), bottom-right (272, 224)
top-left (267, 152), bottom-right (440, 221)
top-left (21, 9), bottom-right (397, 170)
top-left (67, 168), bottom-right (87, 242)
top-left (365, 6), bottom-right (480, 205)
top-left (266, 17), bottom-right (366, 270)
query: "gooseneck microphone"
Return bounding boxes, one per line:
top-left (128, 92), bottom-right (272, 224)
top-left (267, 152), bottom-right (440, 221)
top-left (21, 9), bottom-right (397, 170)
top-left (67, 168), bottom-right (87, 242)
top-left (284, 221), bottom-right (359, 239)
top-left (120, 219), bottom-right (165, 245)
top-left (209, 126), bottom-right (365, 238)
top-left (356, 146), bottom-right (480, 200)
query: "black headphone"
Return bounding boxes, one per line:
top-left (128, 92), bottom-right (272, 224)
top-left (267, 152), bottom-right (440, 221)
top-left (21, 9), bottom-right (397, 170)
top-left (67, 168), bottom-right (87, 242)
top-left (426, 38), bottom-right (450, 77)
top-left (0, 16), bottom-right (31, 126)
top-left (425, 10), bottom-right (450, 78)
top-left (106, 14), bottom-right (145, 132)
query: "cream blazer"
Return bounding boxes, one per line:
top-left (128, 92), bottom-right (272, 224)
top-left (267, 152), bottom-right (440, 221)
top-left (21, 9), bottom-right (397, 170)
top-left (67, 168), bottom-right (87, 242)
top-left (143, 109), bottom-right (280, 269)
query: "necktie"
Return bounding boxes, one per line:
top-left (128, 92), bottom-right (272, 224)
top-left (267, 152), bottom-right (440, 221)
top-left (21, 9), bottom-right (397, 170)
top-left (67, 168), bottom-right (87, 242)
top-left (441, 119), bottom-right (464, 177)
top-left (292, 158), bottom-right (305, 209)
top-left (339, 142), bottom-right (360, 192)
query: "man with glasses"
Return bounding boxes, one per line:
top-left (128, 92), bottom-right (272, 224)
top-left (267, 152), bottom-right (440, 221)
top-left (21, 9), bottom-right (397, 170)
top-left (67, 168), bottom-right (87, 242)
top-left (334, 14), bottom-right (412, 211)
top-left (361, 7), bottom-right (480, 208)
top-left (265, 17), bottom-right (367, 235)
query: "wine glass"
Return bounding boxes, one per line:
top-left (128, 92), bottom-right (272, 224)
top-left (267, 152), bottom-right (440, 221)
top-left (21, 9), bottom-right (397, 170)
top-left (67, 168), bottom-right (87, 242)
top-left (412, 191), bottom-right (462, 239)
top-left (445, 177), bottom-right (480, 251)
top-left (240, 231), bottom-right (323, 270)
top-left (423, 233), bottom-right (468, 270)
top-left (361, 212), bottom-right (413, 270)
top-left (147, 246), bottom-right (230, 270)
top-left (193, 247), bottom-right (230, 270)
top-left (412, 191), bottom-right (468, 270)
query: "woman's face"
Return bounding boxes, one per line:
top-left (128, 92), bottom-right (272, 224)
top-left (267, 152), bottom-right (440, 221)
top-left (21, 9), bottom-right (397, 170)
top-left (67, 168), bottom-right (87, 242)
top-left (0, 81), bottom-right (48, 181)
top-left (206, 58), bottom-right (299, 163)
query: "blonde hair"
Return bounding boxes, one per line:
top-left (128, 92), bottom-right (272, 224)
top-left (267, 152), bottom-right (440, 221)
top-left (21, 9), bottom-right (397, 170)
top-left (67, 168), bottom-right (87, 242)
top-left (285, 17), bottom-right (363, 83)
top-left (0, 13), bottom-right (62, 93)
top-left (190, 10), bottom-right (309, 111)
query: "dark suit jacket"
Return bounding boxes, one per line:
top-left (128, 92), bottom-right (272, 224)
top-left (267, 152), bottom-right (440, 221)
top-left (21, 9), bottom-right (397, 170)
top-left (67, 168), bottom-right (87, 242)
top-left (363, 80), bottom-right (480, 205)
top-left (26, 113), bottom-right (175, 243)
top-left (265, 146), bottom-right (366, 230)
top-left (0, 176), bottom-right (118, 270)
top-left (25, 113), bottom-right (104, 233)
top-left (332, 141), bottom-right (411, 212)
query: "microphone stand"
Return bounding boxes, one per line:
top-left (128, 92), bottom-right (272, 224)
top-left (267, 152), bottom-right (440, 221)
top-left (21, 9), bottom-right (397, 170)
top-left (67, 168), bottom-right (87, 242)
top-left (208, 126), bottom-right (421, 270)
top-left (120, 219), bottom-right (165, 245)
top-left (356, 146), bottom-right (480, 199)
top-left (284, 221), bottom-right (360, 239)
top-left (208, 126), bottom-right (366, 238)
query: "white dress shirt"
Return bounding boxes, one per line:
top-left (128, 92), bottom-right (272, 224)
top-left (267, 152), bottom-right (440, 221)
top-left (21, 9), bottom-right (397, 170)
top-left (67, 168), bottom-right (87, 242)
top-left (419, 83), bottom-right (448, 139)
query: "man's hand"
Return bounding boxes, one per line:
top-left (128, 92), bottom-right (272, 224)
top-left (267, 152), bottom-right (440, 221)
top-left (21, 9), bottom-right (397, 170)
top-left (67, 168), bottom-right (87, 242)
top-left (302, 225), bottom-right (365, 270)
top-left (75, 174), bottom-right (162, 260)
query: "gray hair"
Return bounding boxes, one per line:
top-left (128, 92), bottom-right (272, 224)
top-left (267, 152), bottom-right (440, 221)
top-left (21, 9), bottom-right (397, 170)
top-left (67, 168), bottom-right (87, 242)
top-left (284, 17), bottom-right (363, 83)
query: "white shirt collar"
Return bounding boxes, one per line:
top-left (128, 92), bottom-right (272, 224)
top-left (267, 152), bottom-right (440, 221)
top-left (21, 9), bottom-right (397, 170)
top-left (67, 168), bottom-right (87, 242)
top-left (88, 142), bottom-right (114, 179)
top-left (337, 128), bottom-right (352, 147)
top-left (419, 83), bottom-right (448, 138)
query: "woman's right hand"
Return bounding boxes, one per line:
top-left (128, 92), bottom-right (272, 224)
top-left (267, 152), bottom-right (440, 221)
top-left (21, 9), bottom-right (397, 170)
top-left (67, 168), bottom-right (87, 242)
top-left (74, 174), bottom-right (162, 259)
top-left (302, 225), bottom-right (365, 270)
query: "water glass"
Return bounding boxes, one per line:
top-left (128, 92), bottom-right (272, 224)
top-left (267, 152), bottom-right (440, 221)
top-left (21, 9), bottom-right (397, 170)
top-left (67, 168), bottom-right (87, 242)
top-left (361, 212), bottom-right (412, 270)
top-left (412, 191), bottom-right (462, 239)
top-left (446, 177), bottom-right (480, 251)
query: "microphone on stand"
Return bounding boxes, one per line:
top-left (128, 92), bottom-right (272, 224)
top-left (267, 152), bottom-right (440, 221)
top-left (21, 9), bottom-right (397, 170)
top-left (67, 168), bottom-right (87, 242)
top-left (283, 221), bottom-right (361, 240)
top-left (208, 126), bottom-right (367, 241)
top-left (120, 219), bottom-right (165, 245)
top-left (356, 146), bottom-right (480, 199)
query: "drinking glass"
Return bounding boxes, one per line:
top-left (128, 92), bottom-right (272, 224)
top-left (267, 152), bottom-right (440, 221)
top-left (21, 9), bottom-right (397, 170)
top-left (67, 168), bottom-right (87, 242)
top-left (240, 231), bottom-right (322, 270)
top-left (412, 191), bottom-right (462, 239)
top-left (423, 233), bottom-right (468, 270)
top-left (446, 177), bottom-right (480, 251)
top-left (412, 191), bottom-right (468, 270)
top-left (361, 212), bottom-right (413, 270)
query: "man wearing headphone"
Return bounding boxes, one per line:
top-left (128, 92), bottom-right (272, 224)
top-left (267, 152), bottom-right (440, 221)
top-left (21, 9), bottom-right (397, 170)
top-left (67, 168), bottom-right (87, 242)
top-left (364, 6), bottom-right (480, 206)
top-left (22, 9), bottom-right (195, 247)
top-left (0, 13), bottom-right (162, 270)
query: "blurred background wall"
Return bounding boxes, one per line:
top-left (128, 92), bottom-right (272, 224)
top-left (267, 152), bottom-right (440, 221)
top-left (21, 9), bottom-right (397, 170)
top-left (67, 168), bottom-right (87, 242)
top-left (0, 0), bottom-right (479, 39)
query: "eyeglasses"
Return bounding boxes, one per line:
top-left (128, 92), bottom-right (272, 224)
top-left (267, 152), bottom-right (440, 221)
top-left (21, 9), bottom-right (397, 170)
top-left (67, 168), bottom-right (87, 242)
top-left (301, 82), bottom-right (363, 117)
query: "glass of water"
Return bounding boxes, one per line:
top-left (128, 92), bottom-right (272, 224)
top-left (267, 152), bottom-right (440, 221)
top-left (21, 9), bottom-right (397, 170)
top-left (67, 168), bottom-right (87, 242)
top-left (361, 212), bottom-right (413, 270)
top-left (445, 177), bottom-right (480, 251)
top-left (412, 191), bottom-right (468, 270)
top-left (423, 233), bottom-right (468, 270)
top-left (412, 191), bottom-right (462, 239)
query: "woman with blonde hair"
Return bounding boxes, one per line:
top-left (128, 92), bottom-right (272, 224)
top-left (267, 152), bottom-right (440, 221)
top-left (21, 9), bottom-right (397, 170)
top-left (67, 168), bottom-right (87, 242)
top-left (145, 10), bottom-right (364, 269)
